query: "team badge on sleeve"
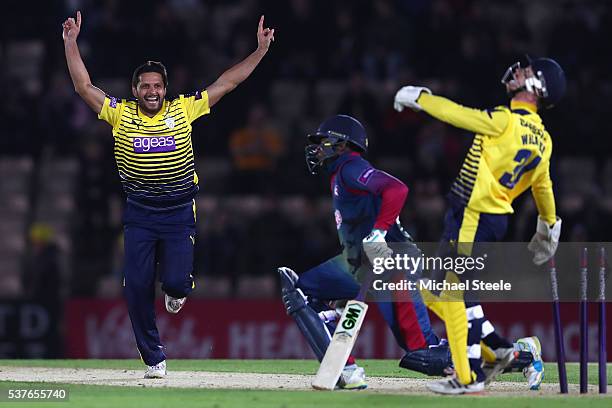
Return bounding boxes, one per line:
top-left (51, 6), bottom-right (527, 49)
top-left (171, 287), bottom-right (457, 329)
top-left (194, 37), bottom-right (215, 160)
top-left (358, 168), bottom-right (375, 185)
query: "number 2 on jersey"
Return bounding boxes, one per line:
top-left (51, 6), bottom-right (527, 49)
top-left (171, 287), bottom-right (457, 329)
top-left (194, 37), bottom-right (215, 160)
top-left (499, 149), bottom-right (541, 189)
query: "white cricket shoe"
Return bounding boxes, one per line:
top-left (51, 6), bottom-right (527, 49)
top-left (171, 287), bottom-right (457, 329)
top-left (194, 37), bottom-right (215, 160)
top-left (427, 378), bottom-right (485, 395)
top-left (517, 336), bottom-right (544, 390)
top-left (165, 294), bottom-right (186, 314)
top-left (338, 364), bottom-right (367, 390)
top-left (144, 360), bottom-right (167, 379)
top-left (484, 347), bottom-right (515, 384)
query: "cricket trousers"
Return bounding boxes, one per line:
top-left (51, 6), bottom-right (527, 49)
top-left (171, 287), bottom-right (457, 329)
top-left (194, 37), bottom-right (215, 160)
top-left (297, 253), bottom-right (439, 353)
top-left (122, 200), bottom-right (196, 366)
top-left (435, 194), bottom-right (512, 382)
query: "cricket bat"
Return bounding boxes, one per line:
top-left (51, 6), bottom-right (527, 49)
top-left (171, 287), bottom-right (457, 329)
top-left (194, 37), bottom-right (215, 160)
top-left (311, 297), bottom-right (369, 390)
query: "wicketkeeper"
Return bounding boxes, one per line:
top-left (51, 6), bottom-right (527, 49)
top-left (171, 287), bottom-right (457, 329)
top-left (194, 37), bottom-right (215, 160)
top-left (393, 55), bottom-right (566, 394)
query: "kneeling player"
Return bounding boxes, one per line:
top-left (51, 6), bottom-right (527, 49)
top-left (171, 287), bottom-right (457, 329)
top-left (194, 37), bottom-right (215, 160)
top-left (279, 115), bottom-right (451, 389)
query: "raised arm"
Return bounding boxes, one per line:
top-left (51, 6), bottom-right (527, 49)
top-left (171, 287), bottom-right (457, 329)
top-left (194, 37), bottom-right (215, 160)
top-left (206, 15), bottom-right (275, 108)
top-left (394, 86), bottom-right (510, 137)
top-left (62, 11), bottom-right (105, 114)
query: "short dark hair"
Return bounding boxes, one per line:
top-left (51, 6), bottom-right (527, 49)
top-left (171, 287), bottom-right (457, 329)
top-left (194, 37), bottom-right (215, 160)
top-left (131, 61), bottom-right (168, 89)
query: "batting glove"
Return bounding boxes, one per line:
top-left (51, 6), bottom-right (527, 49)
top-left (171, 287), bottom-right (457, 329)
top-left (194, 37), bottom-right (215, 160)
top-left (363, 229), bottom-right (393, 265)
top-left (527, 216), bottom-right (562, 265)
top-left (395, 217), bottom-right (414, 242)
top-left (393, 86), bottom-right (431, 112)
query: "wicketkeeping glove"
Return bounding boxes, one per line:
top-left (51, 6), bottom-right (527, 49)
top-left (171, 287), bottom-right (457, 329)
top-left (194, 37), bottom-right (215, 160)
top-left (363, 229), bottom-right (393, 264)
top-left (527, 216), bottom-right (562, 265)
top-left (394, 86), bottom-right (432, 112)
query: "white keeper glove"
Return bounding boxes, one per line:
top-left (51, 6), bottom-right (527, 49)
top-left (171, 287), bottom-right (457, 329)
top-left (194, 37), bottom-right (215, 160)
top-left (527, 216), bottom-right (562, 265)
top-left (363, 229), bottom-right (393, 265)
top-left (393, 86), bottom-right (432, 112)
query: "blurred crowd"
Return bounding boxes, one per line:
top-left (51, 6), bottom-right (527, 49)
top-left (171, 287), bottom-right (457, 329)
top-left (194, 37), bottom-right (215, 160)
top-left (1, 0), bottom-right (611, 298)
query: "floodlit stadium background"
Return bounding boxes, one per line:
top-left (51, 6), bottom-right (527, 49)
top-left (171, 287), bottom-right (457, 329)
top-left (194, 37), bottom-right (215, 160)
top-left (0, 0), bottom-right (610, 360)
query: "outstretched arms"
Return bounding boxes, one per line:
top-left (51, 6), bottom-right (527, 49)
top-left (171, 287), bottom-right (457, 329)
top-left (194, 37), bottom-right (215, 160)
top-left (394, 86), bottom-right (510, 137)
top-left (63, 11), bottom-right (105, 114)
top-left (206, 15), bottom-right (275, 108)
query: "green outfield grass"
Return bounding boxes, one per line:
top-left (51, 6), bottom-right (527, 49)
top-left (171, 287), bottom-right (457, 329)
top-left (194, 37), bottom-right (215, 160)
top-left (2, 382), bottom-right (609, 408)
top-left (0, 360), bottom-right (610, 408)
top-left (1, 359), bottom-right (610, 385)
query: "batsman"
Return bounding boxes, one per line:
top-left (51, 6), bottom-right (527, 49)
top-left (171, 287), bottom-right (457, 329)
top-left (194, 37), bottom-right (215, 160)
top-left (393, 56), bottom-right (566, 394)
top-left (278, 115), bottom-right (452, 390)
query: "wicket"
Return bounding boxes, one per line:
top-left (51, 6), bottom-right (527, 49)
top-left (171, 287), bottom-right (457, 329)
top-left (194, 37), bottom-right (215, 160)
top-left (551, 246), bottom-right (608, 394)
top-left (549, 256), bottom-right (568, 394)
top-left (580, 248), bottom-right (588, 394)
top-left (599, 247), bottom-right (608, 394)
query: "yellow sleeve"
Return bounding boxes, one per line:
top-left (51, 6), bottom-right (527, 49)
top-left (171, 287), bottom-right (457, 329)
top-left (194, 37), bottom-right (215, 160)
top-left (180, 90), bottom-right (211, 124)
top-left (531, 151), bottom-right (557, 225)
top-left (98, 96), bottom-right (123, 128)
top-left (418, 93), bottom-right (510, 137)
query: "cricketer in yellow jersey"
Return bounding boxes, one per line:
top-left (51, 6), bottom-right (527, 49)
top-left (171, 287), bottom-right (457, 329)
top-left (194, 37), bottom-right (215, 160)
top-left (62, 10), bottom-right (275, 379)
top-left (394, 56), bottom-right (566, 394)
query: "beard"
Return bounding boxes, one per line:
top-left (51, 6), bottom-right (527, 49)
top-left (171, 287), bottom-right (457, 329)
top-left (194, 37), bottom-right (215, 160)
top-left (138, 96), bottom-right (162, 116)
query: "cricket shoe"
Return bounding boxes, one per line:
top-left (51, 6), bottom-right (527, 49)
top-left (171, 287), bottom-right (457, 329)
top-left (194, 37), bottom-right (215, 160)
top-left (483, 347), bottom-right (516, 384)
top-left (165, 294), bottom-right (186, 314)
top-left (144, 360), bottom-right (167, 379)
top-left (517, 336), bottom-right (544, 390)
top-left (426, 378), bottom-right (485, 395)
top-left (338, 364), bottom-right (367, 390)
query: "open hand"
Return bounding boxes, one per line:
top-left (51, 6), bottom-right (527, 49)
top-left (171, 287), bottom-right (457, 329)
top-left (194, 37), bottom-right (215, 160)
top-left (62, 11), bottom-right (82, 42)
top-left (257, 15), bottom-right (275, 52)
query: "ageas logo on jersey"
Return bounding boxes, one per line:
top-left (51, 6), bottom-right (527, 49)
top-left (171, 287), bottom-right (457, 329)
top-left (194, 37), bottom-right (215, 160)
top-left (133, 136), bottom-right (176, 153)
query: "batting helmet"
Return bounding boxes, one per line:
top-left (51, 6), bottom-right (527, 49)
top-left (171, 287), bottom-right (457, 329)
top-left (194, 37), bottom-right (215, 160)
top-left (305, 115), bottom-right (368, 175)
top-left (502, 56), bottom-right (566, 109)
top-left (528, 57), bottom-right (566, 109)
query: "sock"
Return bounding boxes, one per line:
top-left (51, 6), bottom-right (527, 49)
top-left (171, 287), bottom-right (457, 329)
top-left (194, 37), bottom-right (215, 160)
top-left (482, 331), bottom-right (513, 350)
top-left (469, 357), bottom-right (486, 383)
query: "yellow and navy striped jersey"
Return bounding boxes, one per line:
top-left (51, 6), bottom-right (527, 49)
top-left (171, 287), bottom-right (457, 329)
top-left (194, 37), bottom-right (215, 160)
top-left (418, 93), bottom-right (556, 225)
top-left (98, 91), bottom-right (210, 207)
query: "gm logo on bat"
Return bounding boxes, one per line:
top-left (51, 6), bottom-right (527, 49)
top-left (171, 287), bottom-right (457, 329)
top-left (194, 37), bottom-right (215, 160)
top-left (338, 303), bottom-right (366, 336)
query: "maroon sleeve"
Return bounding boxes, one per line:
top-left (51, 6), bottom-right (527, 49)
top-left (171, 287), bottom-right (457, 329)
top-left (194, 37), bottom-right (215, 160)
top-left (341, 163), bottom-right (409, 230)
